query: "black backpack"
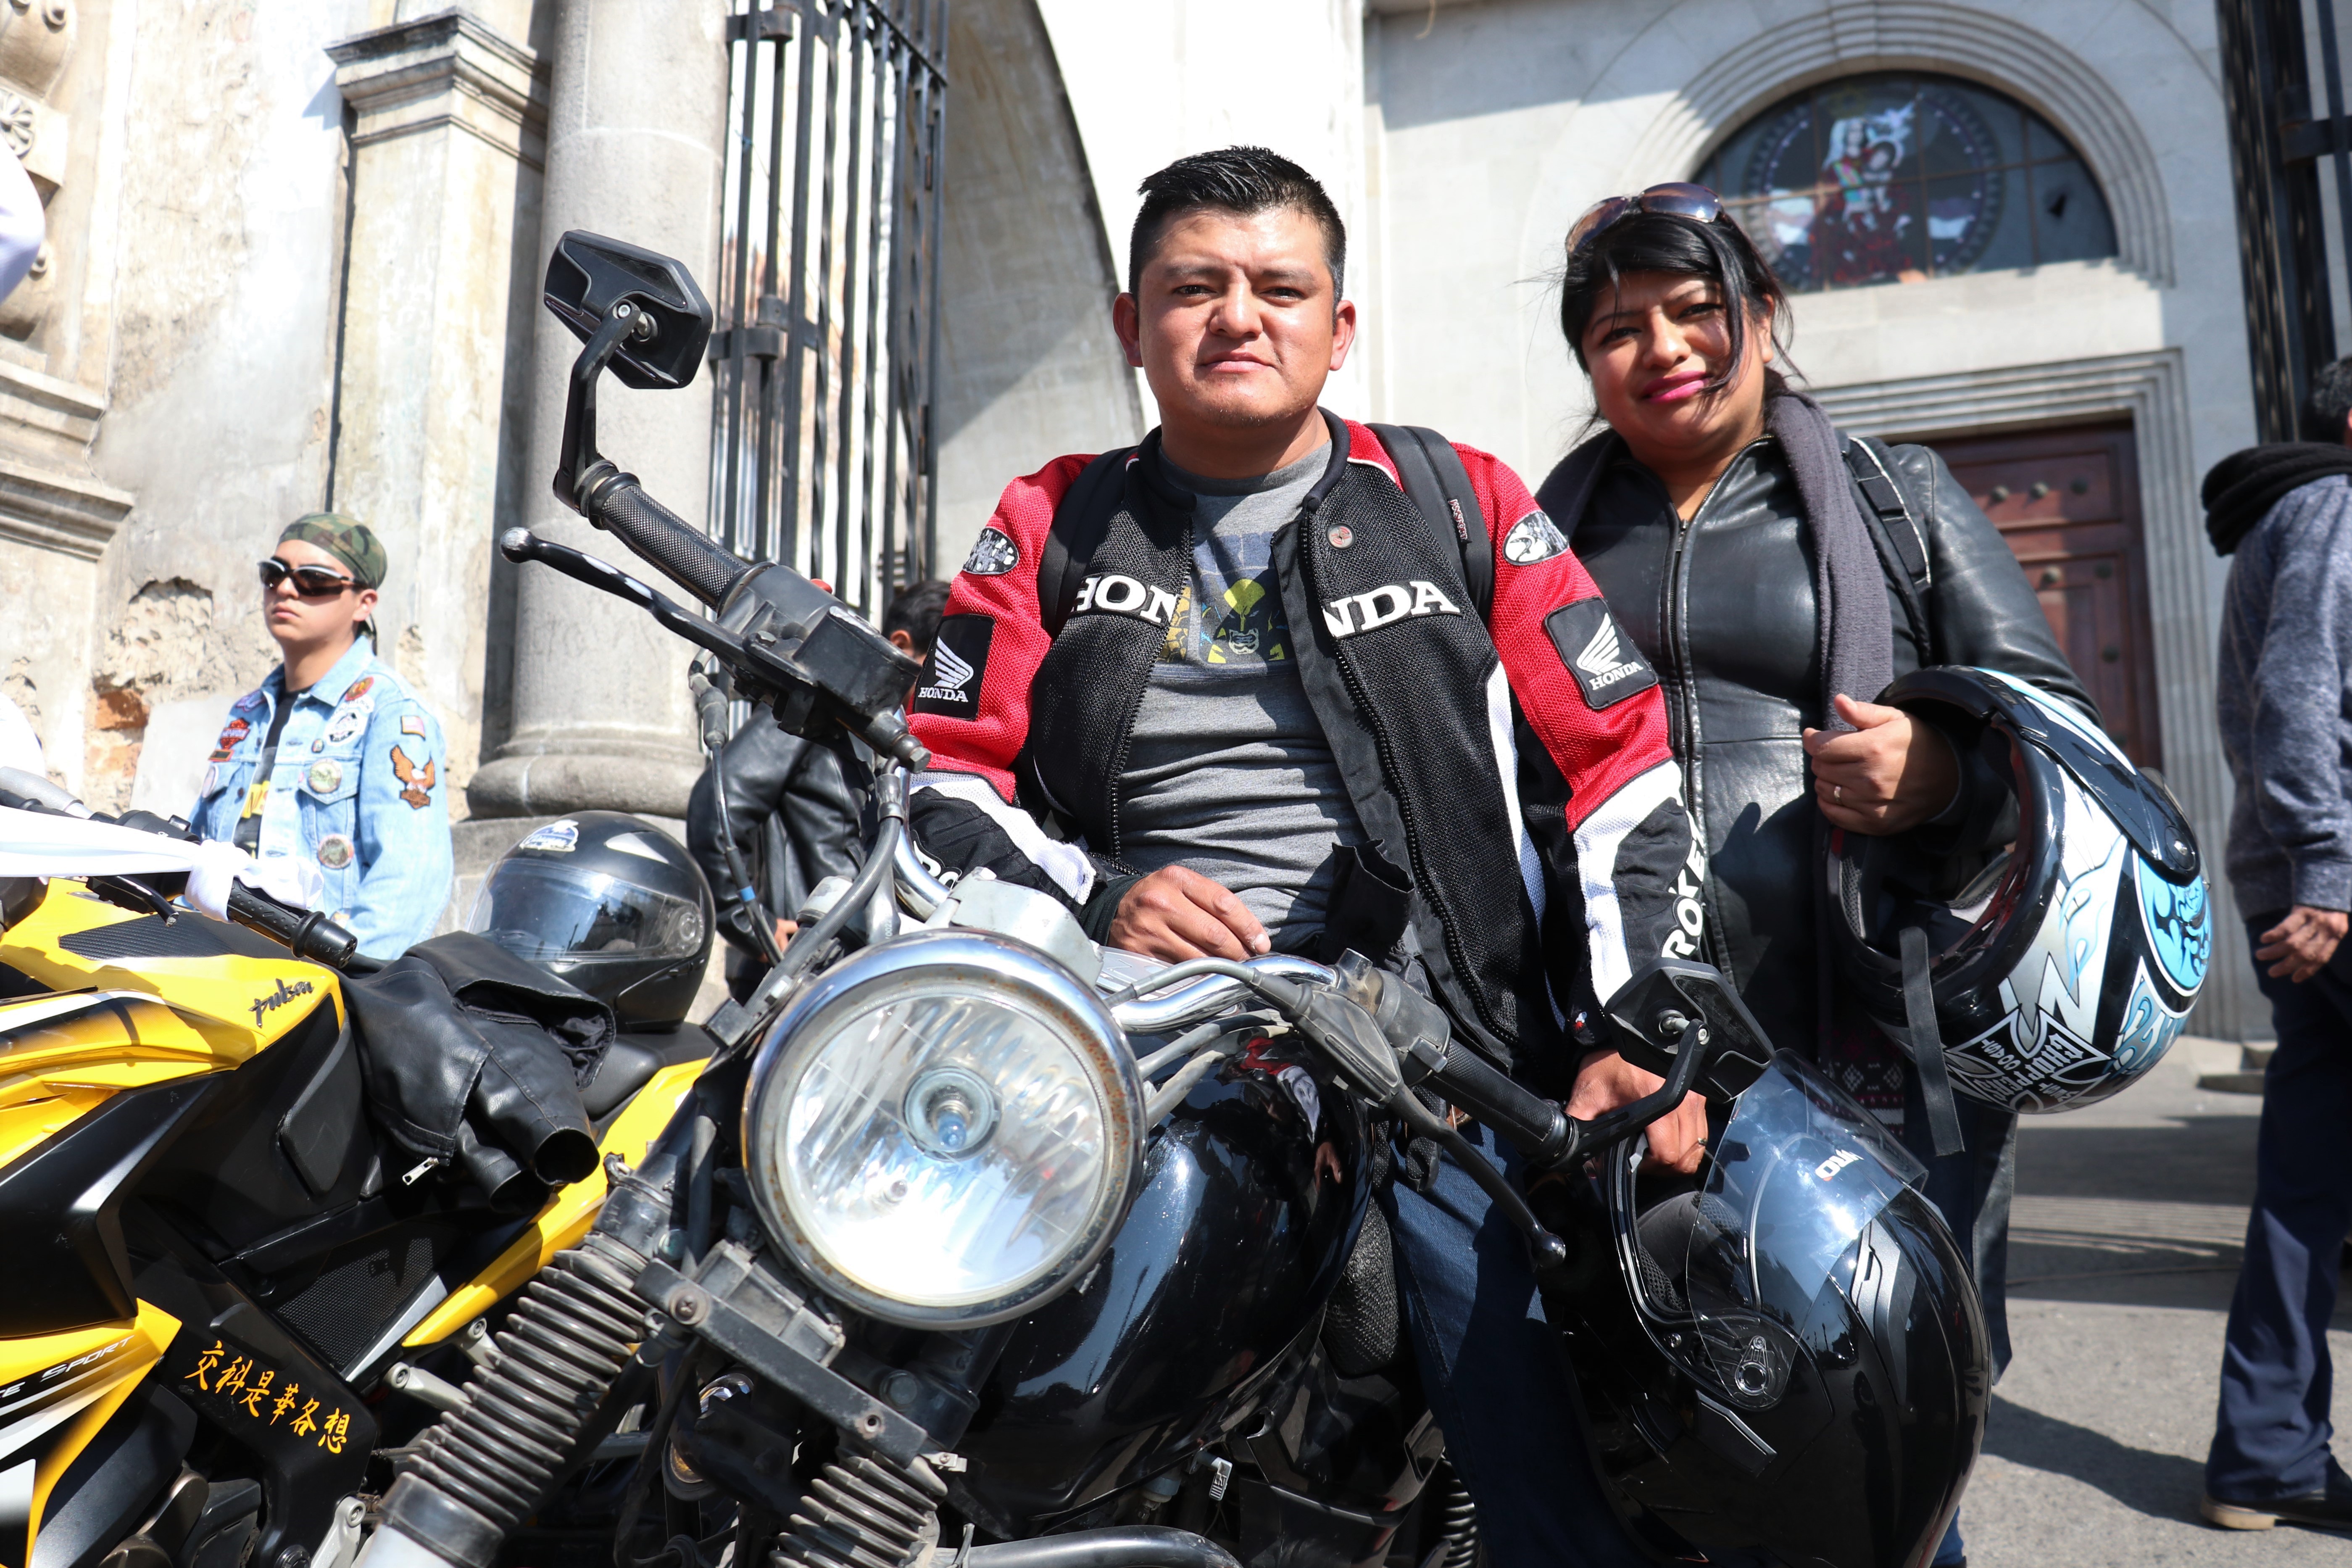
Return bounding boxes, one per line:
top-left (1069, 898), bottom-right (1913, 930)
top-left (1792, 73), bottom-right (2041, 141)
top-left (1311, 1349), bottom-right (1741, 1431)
top-left (1032, 425), bottom-right (1495, 637)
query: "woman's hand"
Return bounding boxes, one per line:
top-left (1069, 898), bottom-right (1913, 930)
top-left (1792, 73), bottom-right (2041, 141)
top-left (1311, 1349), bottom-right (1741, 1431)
top-left (1567, 1048), bottom-right (1709, 1174)
top-left (1803, 693), bottom-right (1959, 836)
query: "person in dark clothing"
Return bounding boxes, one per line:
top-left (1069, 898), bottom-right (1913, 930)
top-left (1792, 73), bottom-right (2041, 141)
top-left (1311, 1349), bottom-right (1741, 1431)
top-left (2198, 355), bottom-right (2352, 1535)
top-left (1533, 186), bottom-right (2095, 1568)
top-left (686, 579), bottom-right (947, 1000)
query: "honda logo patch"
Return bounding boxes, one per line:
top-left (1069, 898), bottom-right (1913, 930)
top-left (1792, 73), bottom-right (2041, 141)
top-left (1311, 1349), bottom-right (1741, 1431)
top-left (1545, 598), bottom-right (1658, 709)
top-left (1500, 509), bottom-right (1569, 565)
top-left (912, 614), bottom-right (995, 717)
top-left (1321, 580), bottom-right (1461, 638)
top-left (1073, 573), bottom-right (1180, 627)
top-left (962, 527), bottom-right (1019, 577)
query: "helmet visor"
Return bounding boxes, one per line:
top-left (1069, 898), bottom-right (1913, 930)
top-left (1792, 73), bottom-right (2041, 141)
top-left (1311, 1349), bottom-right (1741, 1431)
top-left (1611, 1051), bottom-right (1928, 1410)
top-left (468, 857), bottom-right (705, 970)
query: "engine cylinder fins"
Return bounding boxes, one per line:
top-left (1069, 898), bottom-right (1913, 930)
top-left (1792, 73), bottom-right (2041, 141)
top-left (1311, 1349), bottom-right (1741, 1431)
top-left (765, 1451), bottom-right (945, 1568)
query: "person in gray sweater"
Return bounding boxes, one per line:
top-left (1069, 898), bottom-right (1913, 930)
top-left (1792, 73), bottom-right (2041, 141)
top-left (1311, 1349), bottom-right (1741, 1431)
top-left (2199, 356), bottom-right (2352, 1534)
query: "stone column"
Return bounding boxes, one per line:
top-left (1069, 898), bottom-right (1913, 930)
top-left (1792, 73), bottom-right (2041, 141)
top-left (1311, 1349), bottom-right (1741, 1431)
top-left (467, 0), bottom-right (728, 820)
top-left (325, 6), bottom-right (551, 806)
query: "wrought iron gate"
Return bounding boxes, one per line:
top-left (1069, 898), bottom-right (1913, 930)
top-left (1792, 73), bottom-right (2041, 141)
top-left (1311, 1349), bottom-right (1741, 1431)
top-left (709, 0), bottom-right (948, 615)
top-left (2219, 0), bottom-right (2352, 440)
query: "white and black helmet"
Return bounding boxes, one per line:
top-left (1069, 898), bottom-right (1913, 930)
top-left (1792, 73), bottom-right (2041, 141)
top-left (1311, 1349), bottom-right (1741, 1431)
top-left (1826, 667), bottom-right (2211, 1113)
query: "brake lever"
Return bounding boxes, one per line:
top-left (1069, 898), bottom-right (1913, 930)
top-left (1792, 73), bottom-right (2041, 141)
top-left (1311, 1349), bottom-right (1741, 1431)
top-left (499, 527), bottom-right (928, 768)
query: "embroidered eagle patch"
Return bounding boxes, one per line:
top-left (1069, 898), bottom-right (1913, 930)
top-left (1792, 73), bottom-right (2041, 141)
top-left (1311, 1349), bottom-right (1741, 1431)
top-left (390, 744), bottom-right (435, 810)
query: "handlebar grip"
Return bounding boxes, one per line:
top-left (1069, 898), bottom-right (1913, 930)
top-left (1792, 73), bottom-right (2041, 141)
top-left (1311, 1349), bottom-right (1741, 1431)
top-left (1426, 1043), bottom-right (1571, 1167)
top-left (586, 473), bottom-right (752, 610)
top-left (225, 883), bottom-right (360, 970)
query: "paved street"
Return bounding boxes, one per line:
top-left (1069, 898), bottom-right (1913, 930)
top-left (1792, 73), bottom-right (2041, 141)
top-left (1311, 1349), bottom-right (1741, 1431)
top-left (1957, 1041), bottom-right (2352, 1565)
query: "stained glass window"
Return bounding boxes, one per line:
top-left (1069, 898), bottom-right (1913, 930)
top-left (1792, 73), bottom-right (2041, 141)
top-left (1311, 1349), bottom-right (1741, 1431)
top-left (1693, 73), bottom-right (2118, 292)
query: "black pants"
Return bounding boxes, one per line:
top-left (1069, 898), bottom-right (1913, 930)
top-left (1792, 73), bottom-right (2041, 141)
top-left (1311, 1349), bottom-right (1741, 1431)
top-left (2206, 920), bottom-right (2352, 1500)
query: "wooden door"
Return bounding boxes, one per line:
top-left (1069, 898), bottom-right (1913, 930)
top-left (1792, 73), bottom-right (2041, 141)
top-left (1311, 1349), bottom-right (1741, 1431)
top-left (1909, 422), bottom-right (2162, 769)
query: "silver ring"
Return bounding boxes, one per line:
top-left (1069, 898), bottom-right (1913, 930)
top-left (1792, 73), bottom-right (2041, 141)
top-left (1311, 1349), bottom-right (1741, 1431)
top-left (1833, 784), bottom-right (1843, 802)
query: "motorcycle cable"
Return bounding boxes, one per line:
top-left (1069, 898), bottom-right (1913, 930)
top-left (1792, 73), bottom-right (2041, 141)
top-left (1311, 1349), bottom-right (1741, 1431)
top-left (690, 653), bottom-right (785, 970)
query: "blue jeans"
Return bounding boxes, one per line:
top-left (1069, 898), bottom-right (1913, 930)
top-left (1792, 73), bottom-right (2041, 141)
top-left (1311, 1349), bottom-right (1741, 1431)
top-left (1897, 1071), bottom-right (2019, 1567)
top-left (2206, 920), bottom-right (2352, 1501)
top-left (1381, 1123), bottom-right (1653, 1567)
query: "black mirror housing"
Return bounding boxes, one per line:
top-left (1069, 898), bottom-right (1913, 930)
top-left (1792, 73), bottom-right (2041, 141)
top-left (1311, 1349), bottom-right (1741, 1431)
top-left (543, 230), bottom-right (713, 390)
top-left (1602, 957), bottom-right (1775, 1101)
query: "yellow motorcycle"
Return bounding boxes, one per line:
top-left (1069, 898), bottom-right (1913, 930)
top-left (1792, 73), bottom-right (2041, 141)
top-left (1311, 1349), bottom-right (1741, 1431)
top-left (0, 792), bottom-right (703, 1568)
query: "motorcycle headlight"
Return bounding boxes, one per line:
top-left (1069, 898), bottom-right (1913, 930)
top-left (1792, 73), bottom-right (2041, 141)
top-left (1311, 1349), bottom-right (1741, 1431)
top-left (742, 928), bottom-right (1142, 1328)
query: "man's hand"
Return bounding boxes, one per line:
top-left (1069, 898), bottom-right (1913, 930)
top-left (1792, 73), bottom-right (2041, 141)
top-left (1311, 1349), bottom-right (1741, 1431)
top-left (774, 917), bottom-right (798, 946)
top-left (1803, 693), bottom-right (1960, 836)
top-left (1108, 866), bottom-right (1270, 962)
top-left (2257, 905), bottom-right (2348, 982)
top-left (1567, 1048), bottom-right (1709, 1174)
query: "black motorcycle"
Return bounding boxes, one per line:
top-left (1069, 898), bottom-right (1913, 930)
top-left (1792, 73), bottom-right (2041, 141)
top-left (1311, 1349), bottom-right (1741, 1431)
top-left (329, 231), bottom-right (1782, 1568)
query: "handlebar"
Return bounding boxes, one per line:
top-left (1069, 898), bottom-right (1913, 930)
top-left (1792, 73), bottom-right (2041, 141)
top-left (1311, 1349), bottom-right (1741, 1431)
top-left (575, 464), bottom-right (751, 610)
top-left (224, 882), bottom-right (363, 970)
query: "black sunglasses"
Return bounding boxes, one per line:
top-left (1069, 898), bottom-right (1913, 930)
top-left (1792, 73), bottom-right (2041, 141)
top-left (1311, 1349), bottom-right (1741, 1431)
top-left (1566, 182), bottom-right (1727, 257)
top-left (258, 558), bottom-right (358, 598)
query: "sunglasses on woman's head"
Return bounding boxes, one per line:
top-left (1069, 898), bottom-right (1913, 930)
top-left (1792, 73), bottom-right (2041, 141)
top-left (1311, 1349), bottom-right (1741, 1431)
top-left (258, 558), bottom-right (357, 597)
top-left (1566, 182), bottom-right (1726, 257)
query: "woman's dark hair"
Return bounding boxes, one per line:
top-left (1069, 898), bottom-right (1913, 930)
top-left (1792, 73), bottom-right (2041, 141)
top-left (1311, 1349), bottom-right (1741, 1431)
top-left (1557, 208), bottom-right (1792, 398)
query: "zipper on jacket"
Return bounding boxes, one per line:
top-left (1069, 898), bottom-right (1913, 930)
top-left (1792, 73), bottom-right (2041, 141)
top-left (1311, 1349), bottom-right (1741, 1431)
top-left (1658, 443), bottom-right (1765, 980)
top-left (1297, 491), bottom-right (1510, 1051)
top-left (1103, 517), bottom-right (1193, 862)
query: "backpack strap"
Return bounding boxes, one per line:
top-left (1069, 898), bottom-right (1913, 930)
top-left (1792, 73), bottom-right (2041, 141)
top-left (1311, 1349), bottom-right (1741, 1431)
top-left (1842, 434), bottom-right (1934, 661)
top-left (1037, 448), bottom-right (1134, 638)
top-left (1369, 423), bottom-right (1494, 618)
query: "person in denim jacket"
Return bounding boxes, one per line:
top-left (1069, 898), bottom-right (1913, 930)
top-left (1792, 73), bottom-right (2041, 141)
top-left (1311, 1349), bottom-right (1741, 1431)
top-left (190, 514), bottom-right (453, 957)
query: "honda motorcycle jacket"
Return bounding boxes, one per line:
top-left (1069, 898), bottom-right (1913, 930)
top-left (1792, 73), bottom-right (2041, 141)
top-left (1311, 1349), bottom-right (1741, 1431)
top-left (907, 414), bottom-right (1701, 1073)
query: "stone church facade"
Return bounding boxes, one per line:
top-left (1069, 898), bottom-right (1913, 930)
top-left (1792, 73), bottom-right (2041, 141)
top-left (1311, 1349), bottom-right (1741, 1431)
top-left (0, 0), bottom-right (2274, 1035)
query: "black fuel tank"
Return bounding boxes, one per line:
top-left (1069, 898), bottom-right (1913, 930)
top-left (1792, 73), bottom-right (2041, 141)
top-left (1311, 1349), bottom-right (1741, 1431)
top-left (956, 1054), bottom-right (1368, 1530)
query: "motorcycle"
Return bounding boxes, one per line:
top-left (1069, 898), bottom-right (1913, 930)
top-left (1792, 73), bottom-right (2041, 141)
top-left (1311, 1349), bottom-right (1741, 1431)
top-left (0, 783), bottom-right (707, 1568)
top-left (334, 231), bottom-right (1782, 1568)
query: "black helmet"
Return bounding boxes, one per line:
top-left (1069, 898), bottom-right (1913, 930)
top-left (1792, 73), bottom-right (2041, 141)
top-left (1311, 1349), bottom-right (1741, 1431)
top-left (468, 812), bottom-right (714, 1029)
top-left (1533, 1051), bottom-right (1989, 1568)
top-left (1825, 667), bottom-right (2211, 1112)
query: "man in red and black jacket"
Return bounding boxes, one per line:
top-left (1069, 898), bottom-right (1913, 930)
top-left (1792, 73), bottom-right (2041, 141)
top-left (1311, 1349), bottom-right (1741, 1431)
top-left (909, 147), bottom-right (1698, 1564)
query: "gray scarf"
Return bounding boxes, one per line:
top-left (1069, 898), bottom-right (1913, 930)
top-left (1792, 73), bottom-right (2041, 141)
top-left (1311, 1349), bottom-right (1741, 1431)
top-left (1533, 388), bottom-right (1892, 727)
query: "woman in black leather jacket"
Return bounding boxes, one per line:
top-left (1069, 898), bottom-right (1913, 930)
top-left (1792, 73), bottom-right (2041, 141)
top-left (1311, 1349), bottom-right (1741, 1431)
top-left (1534, 189), bottom-right (2093, 1568)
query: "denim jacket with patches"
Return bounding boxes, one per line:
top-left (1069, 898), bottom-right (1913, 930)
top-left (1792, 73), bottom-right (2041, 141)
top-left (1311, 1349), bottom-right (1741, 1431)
top-left (190, 638), bottom-right (454, 957)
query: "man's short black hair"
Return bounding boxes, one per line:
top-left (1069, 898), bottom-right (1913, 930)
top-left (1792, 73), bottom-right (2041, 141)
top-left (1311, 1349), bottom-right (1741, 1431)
top-left (2307, 355), bottom-right (2352, 443)
top-left (1127, 146), bottom-right (1346, 299)
top-left (885, 578), bottom-right (950, 654)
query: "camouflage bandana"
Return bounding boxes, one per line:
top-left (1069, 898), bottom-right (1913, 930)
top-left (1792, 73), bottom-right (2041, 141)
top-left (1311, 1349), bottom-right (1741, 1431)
top-left (280, 512), bottom-right (387, 589)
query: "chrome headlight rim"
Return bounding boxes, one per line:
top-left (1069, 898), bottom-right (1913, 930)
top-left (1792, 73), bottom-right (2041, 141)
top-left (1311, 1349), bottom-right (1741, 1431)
top-left (741, 928), bottom-right (1143, 1330)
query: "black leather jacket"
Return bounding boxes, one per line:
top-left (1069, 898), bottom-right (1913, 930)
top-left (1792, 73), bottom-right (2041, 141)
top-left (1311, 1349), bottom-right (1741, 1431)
top-left (1556, 433), bottom-right (2095, 1052)
top-left (685, 717), bottom-right (862, 962)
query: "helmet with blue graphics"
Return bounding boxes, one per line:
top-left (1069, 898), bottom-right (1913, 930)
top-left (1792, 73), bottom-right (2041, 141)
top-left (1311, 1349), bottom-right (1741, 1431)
top-left (1825, 667), bottom-right (2210, 1113)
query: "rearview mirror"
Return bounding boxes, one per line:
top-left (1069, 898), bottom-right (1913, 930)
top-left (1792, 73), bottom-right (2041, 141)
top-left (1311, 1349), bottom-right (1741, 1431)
top-left (1603, 957), bottom-right (1774, 1100)
top-left (543, 231), bottom-right (713, 391)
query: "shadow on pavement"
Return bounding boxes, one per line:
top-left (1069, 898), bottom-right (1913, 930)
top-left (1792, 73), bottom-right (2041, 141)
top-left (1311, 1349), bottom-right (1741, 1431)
top-left (2015, 1116), bottom-right (2260, 1206)
top-left (1983, 1393), bottom-right (2209, 1524)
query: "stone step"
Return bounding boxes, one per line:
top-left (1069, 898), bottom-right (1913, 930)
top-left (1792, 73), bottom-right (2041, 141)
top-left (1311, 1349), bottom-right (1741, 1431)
top-left (2197, 1038), bottom-right (2279, 1096)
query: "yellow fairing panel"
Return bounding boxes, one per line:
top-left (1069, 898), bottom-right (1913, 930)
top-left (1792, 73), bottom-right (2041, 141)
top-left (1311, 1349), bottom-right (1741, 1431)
top-left (0, 1300), bottom-right (180, 1568)
top-left (0, 884), bottom-right (340, 1171)
top-left (405, 1060), bottom-right (705, 1346)
top-left (0, 881), bottom-right (340, 1051)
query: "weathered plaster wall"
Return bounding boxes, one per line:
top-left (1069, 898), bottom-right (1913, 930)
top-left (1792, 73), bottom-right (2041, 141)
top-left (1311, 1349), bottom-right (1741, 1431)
top-left (75, 0), bottom-right (379, 811)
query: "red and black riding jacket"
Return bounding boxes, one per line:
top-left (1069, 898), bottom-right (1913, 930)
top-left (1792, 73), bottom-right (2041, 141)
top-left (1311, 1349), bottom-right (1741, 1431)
top-left (907, 412), bottom-right (1701, 1074)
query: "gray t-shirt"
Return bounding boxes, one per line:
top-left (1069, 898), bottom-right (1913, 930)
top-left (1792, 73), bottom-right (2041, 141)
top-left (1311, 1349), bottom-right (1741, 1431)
top-left (1117, 443), bottom-right (1365, 947)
